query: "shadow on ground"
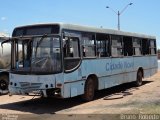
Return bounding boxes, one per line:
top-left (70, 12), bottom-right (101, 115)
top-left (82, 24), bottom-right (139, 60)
top-left (0, 81), bottom-right (152, 114)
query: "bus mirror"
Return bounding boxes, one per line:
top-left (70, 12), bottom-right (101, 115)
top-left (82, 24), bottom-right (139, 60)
top-left (1, 39), bottom-right (11, 46)
top-left (1, 38), bottom-right (11, 55)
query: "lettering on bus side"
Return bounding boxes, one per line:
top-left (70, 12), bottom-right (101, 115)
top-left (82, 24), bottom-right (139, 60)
top-left (106, 62), bottom-right (134, 71)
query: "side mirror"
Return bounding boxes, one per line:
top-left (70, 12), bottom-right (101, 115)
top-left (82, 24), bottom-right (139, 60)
top-left (1, 38), bottom-right (11, 55)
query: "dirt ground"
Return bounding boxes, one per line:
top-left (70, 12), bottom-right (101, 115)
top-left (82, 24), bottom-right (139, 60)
top-left (0, 72), bottom-right (160, 119)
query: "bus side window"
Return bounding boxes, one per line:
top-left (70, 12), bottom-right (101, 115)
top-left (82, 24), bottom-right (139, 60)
top-left (82, 33), bottom-right (96, 58)
top-left (111, 35), bottom-right (123, 57)
top-left (63, 37), bottom-right (72, 57)
top-left (123, 36), bottom-right (133, 56)
top-left (96, 33), bottom-right (110, 57)
top-left (63, 36), bottom-right (81, 71)
top-left (142, 39), bottom-right (149, 55)
top-left (63, 37), bottom-right (79, 58)
top-left (133, 38), bottom-right (142, 56)
top-left (149, 39), bottom-right (157, 55)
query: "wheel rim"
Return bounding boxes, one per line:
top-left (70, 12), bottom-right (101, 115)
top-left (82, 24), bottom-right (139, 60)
top-left (0, 80), bottom-right (8, 90)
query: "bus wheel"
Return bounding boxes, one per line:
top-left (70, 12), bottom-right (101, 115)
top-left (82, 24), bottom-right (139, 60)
top-left (135, 70), bottom-right (143, 87)
top-left (82, 77), bottom-right (95, 102)
top-left (0, 75), bottom-right (9, 91)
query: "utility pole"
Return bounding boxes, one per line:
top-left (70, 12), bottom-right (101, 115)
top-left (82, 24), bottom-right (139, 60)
top-left (106, 3), bottom-right (133, 30)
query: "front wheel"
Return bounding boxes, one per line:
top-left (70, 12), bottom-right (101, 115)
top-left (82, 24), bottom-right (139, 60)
top-left (135, 70), bottom-right (143, 87)
top-left (0, 75), bottom-right (9, 91)
top-left (82, 77), bottom-right (95, 102)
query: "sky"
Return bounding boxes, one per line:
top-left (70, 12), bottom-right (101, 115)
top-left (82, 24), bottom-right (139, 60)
top-left (0, 0), bottom-right (160, 48)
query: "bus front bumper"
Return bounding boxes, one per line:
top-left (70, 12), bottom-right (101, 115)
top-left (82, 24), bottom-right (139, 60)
top-left (9, 73), bottom-right (62, 97)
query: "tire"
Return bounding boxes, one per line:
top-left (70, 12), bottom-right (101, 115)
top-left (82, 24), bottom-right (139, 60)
top-left (0, 75), bottom-right (9, 91)
top-left (82, 77), bottom-right (95, 102)
top-left (135, 70), bottom-right (143, 87)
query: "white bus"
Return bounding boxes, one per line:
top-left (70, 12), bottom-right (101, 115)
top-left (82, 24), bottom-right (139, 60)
top-left (7, 23), bottom-right (157, 101)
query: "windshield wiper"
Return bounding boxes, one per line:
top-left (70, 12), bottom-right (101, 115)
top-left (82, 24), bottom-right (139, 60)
top-left (1, 37), bottom-right (11, 46)
top-left (1, 36), bottom-right (33, 46)
top-left (35, 34), bottom-right (48, 57)
top-left (1, 37), bottom-right (11, 55)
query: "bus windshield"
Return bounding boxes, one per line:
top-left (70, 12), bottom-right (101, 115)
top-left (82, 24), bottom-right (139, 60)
top-left (12, 35), bottom-right (62, 74)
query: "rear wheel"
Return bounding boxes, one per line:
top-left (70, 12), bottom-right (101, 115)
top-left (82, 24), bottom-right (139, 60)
top-left (135, 70), bottom-right (143, 86)
top-left (0, 75), bottom-right (9, 91)
top-left (82, 77), bottom-right (95, 102)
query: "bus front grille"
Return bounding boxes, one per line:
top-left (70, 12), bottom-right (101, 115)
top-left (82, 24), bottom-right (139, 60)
top-left (19, 82), bottom-right (42, 90)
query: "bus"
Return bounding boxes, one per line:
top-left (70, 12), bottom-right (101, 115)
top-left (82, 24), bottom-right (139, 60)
top-left (0, 33), bottom-right (10, 93)
top-left (7, 23), bottom-right (157, 101)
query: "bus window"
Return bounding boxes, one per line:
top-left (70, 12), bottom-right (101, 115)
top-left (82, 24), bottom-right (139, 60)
top-left (149, 39), bottom-right (156, 55)
top-left (82, 33), bottom-right (96, 57)
top-left (123, 36), bottom-right (133, 56)
top-left (111, 35), bottom-right (123, 57)
top-left (142, 39), bottom-right (149, 55)
top-left (96, 33), bottom-right (110, 57)
top-left (63, 36), bottom-right (81, 71)
top-left (133, 38), bottom-right (142, 56)
top-left (32, 36), bottom-right (61, 73)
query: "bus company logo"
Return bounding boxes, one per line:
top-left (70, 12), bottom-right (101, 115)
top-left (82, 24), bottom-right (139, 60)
top-left (106, 61), bottom-right (134, 71)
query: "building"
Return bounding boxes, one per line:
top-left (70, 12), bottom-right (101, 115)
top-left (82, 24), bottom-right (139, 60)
top-left (0, 32), bottom-right (8, 37)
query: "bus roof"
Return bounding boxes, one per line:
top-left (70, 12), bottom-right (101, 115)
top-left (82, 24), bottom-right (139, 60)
top-left (14, 23), bottom-right (156, 39)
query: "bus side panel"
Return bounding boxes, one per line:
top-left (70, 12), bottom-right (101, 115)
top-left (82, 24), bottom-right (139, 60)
top-left (122, 57), bottom-right (134, 83)
top-left (98, 77), bottom-right (105, 90)
top-left (134, 56), bottom-right (150, 69)
top-left (104, 74), bottom-right (123, 88)
top-left (143, 69), bottom-right (151, 78)
top-left (133, 56), bottom-right (150, 78)
top-left (111, 58), bottom-right (124, 74)
top-left (150, 55), bottom-right (158, 76)
top-left (133, 56), bottom-right (158, 79)
top-left (63, 83), bottom-right (71, 98)
top-left (63, 68), bottom-right (84, 98)
top-left (81, 59), bottom-right (112, 90)
top-left (110, 58), bottom-right (125, 84)
top-left (62, 56), bottom-right (158, 98)
top-left (98, 58), bottom-right (133, 90)
top-left (63, 58), bottom-right (112, 98)
top-left (144, 56), bottom-right (153, 78)
top-left (144, 56), bottom-right (155, 78)
top-left (70, 81), bottom-right (85, 97)
top-left (97, 57), bottom-right (133, 90)
top-left (63, 81), bottom-right (85, 98)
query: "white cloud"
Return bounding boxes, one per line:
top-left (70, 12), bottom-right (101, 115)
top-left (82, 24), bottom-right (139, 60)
top-left (1, 17), bottom-right (7, 21)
